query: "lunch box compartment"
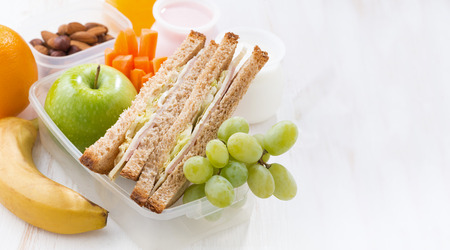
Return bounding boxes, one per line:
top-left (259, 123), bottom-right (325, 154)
top-left (29, 66), bottom-right (254, 249)
top-left (18, 1), bottom-right (132, 78)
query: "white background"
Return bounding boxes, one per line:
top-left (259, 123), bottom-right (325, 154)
top-left (1, 0), bottom-right (449, 249)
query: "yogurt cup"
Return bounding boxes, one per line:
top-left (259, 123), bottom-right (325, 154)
top-left (151, 0), bottom-right (220, 57)
top-left (216, 28), bottom-right (286, 124)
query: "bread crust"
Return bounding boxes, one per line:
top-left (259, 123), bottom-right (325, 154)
top-left (147, 46), bottom-right (269, 213)
top-left (79, 31), bottom-right (206, 174)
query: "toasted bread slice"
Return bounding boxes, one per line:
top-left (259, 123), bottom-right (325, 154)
top-left (120, 33), bottom-right (239, 181)
top-left (79, 31), bottom-right (206, 174)
top-left (147, 46), bottom-right (269, 213)
top-left (127, 40), bottom-right (219, 204)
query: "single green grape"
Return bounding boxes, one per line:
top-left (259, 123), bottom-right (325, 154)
top-left (263, 120), bottom-right (298, 156)
top-left (217, 116), bottom-right (249, 143)
top-left (205, 175), bottom-right (235, 208)
top-left (227, 132), bottom-right (263, 164)
top-left (228, 154), bottom-right (239, 163)
top-left (183, 184), bottom-right (206, 204)
top-left (253, 133), bottom-right (266, 149)
top-left (247, 164), bottom-right (275, 198)
top-left (220, 160), bottom-right (248, 187)
top-left (183, 156), bottom-right (213, 184)
top-left (269, 163), bottom-right (297, 201)
top-left (253, 134), bottom-right (270, 162)
top-left (206, 139), bottom-right (229, 168)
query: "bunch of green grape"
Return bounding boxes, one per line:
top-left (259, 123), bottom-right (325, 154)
top-left (182, 117), bottom-right (298, 208)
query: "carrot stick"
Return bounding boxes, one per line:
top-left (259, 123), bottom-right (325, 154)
top-left (104, 48), bottom-right (117, 67)
top-left (114, 31), bottom-right (129, 55)
top-left (112, 55), bottom-right (134, 78)
top-left (125, 28), bottom-right (138, 56)
top-left (139, 29), bottom-right (158, 60)
top-left (134, 56), bottom-right (152, 74)
top-left (130, 69), bottom-right (145, 92)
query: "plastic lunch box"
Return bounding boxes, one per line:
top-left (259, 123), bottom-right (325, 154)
top-left (24, 2), bottom-right (254, 248)
top-left (18, 1), bottom-right (132, 78)
top-left (29, 59), bottom-right (254, 250)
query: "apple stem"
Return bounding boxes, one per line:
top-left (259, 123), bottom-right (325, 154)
top-left (94, 65), bottom-right (101, 89)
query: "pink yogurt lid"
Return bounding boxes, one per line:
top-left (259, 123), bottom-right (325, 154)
top-left (153, 0), bottom-right (220, 35)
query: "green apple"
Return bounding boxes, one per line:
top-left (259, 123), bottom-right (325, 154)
top-left (44, 63), bottom-right (136, 152)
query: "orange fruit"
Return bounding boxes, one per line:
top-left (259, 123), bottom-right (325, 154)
top-left (0, 25), bottom-right (38, 118)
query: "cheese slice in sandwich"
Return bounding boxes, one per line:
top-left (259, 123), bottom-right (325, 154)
top-left (146, 46), bottom-right (269, 213)
top-left (128, 33), bottom-right (240, 205)
top-left (79, 31), bottom-right (206, 175)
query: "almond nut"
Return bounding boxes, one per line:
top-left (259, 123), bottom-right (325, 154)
top-left (104, 34), bottom-right (114, 41)
top-left (85, 22), bottom-right (99, 30)
top-left (41, 31), bottom-right (57, 43)
top-left (57, 24), bottom-right (68, 35)
top-left (85, 22), bottom-right (108, 33)
top-left (34, 45), bottom-right (49, 55)
top-left (87, 26), bottom-right (107, 37)
top-left (70, 31), bottom-right (98, 44)
top-left (30, 38), bottom-right (44, 47)
top-left (50, 50), bottom-right (66, 57)
top-left (70, 40), bottom-right (91, 50)
top-left (47, 35), bottom-right (71, 51)
top-left (66, 22), bottom-right (86, 35)
top-left (97, 34), bottom-right (106, 43)
top-left (67, 45), bottom-right (82, 55)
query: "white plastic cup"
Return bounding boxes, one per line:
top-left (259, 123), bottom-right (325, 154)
top-left (151, 0), bottom-right (220, 57)
top-left (216, 27), bottom-right (286, 124)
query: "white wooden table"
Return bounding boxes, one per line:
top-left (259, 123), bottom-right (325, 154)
top-left (1, 0), bottom-right (449, 249)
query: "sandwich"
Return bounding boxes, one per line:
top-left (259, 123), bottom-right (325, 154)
top-left (79, 30), bottom-right (269, 213)
top-left (81, 31), bottom-right (238, 181)
top-left (80, 31), bottom-right (207, 174)
top-left (127, 32), bottom-right (242, 206)
top-left (117, 32), bottom-right (238, 184)
top-left (147, 46), bottom-right (268, 213)
top-left (108, 38), bottom-right (221, 181)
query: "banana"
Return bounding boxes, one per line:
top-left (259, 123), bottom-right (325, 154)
top-left (0, 117), bottom-right (108, 234)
